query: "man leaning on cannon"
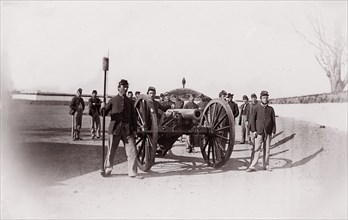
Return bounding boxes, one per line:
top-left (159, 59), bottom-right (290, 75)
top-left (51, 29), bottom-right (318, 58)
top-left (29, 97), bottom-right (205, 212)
top-left (101, 79), bottom-right (143, 179)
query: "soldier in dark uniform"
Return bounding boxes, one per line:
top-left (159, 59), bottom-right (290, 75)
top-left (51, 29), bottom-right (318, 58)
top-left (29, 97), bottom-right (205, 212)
top-left (184, 94), bottom-right (199, 153)
top-left (147, 86), bottom-right (171, 120)
top-left (173, 95), bottom-right (184, 109)
top-left (69, 88), bottom-right (85, 140)
top-left (135, 91), bottom-right (141, 99)
top-left (246, 93), bottom-right (260, 163)
top-left (197, 94), bottom-right (210, 110)
top-left (218, 90), bottom-right (227, 100)
top-left (239, 95), bottom-right (250, 144)
top-left (88, 90), bottom-right (101, 139)
top-left (147, 86), bottom-right (171, 155)
top-left (101, 79), bottom-right (143, 179)
top-left (226, 93), bottom-right (239, 120)
top-left (246, 91), bottom-right (276, 172)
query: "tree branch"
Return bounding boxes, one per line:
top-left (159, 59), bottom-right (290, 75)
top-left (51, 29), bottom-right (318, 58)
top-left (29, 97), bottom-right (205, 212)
top-left (315, 54), bottom-right (331, 77)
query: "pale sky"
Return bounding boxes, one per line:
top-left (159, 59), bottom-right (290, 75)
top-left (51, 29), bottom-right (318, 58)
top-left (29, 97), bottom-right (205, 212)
top-left (1, 1), bottom-right (347, 99)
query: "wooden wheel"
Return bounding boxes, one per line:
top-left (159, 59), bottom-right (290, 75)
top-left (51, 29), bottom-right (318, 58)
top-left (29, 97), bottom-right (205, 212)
top-left (199, 99), bottom-right (235, 168)
top-left (134, 95), bottom-right (158, 172)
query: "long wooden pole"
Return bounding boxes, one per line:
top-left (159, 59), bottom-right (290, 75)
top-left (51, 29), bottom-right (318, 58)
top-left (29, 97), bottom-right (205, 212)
top-left (101, 69), bottom-right (107, 175)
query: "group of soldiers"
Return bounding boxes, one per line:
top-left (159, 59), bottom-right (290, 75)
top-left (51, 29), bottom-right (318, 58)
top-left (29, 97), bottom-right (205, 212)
top-left (216, 89), bottom-right (277, 172)
top-left (69, 79), bottom-right (276, 178)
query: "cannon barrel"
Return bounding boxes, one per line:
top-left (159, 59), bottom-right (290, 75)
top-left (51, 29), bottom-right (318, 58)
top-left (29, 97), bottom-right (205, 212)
top-left (164, 109), bottom-right (202, 120)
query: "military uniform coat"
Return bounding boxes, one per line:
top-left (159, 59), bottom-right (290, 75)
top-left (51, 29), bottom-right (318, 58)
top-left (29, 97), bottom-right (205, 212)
top-left (104, 94), bottom-right (137, 136)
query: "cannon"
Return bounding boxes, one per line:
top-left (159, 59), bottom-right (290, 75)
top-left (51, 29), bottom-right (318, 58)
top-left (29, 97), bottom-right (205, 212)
top-left (134, 94), bottom-right (235, 171)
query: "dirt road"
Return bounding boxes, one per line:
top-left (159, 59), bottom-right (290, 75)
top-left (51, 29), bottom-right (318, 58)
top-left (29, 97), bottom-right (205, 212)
top-left (1, 103), bottom-right (347, 219)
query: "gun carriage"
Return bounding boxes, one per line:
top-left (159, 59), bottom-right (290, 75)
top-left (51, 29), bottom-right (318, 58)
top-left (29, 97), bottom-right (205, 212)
top-left (134, 95), bottom-right (235, 171)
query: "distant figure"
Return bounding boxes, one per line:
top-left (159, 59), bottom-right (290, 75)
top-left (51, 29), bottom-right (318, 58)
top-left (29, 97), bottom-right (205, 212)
top-left (147, 86), bottom-right (172, 156)
top-left (100, 79), bottom-right (143, 179)
top-left (127, 91), bottom-right (136, 104)
top-left (239, 95), bottom-right (250, 144)
top-left (88, 90), bottom-right (101, 139)
top-left (69, 88), bottom-right (85, 140)
top-left (246, 91), bottom-right (276, 172)
top-left (162, 93), bottom-right (174, 108)
top-left (173, 96), bottom-right (184, 109)
top-left (246, 93), bottom-right (259, 149)
top-left (218, 90), bottom-right (227, 100)
top-left (182, 77), bottom-right (186, 88)
top-left (184, 93), bottom-right (198, 109)
top-left (197, 94), bottom-right (209, 110)
top-left (135, 91), bottom-right (141, 99)
top-left (184, 94), bottom-right (199, 153)
top-left (159, 93), bottom-right (165, 103)
top-left (147, 86), bottom-right (171, 120)
top-left (226, 93), bottom-right (239, 120)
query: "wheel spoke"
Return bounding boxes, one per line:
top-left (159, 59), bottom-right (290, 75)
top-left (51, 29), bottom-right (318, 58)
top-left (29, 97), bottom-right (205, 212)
top-left (207, 140), bottom-right (212, 160)
top-left (137, 139), bottom-right (145, 159)
top-left (136, 108), bottom-right (145, 126)
top-left (210, 103), bottom-right (217, 124)
top-left (214, 138), bottom-right (227, 153)
top-left (211, 140), bottom-right (216, 165)
top-left (213, 113), bottom-right (227, 130)
top-left (203, 138), bottom-right (209, 151)
top-left (215, 133), bottom-right (229, 141)
top-left (203, 115), bottom-right (211, 126)
top-left (136, 137), bottom-right (143, 146)
top-left (213, 105), bottom-right (223, 125)
top-left (141, 140), bottom-right (146, 164)
top-left (214, 125), bottom-right (230, 132)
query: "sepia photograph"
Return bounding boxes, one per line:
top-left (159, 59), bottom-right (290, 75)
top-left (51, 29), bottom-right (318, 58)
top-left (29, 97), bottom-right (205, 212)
top-left (1, 0), bottom-right (347, 219)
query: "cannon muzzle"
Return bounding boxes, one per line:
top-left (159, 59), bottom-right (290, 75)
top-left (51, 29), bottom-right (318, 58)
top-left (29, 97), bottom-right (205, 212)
top-left (165, 109), bottom-right (202, 120)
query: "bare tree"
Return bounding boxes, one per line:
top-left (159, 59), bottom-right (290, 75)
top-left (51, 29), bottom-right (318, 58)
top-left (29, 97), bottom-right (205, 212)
top-left (295, 14), bottom-right (347, 93)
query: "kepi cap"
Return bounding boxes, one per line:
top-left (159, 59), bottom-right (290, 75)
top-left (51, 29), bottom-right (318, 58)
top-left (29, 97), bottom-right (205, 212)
top-left (251, 93), bottom-right (257, 98)
top-left (260, 90), bottom-right (269, 97)
top-left (118, 79), bottom-right (129, 87)
top-left (242, 95), bottom-right (249, 100)
top-left (147, 86), bottom-right (156, 93)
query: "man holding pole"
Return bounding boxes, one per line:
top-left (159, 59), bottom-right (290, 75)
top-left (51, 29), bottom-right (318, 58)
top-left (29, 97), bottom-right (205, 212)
top-left (69, 88), bottom-right (85, 140)
top-left (101, 79), bottom-right (143, 179)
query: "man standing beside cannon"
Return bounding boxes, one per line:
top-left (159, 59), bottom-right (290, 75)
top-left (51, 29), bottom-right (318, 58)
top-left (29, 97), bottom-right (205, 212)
top-left (184, 94), bottom-right (199, 153)
top-left (239, 95), bottom-right (250, 144)
top-left (226, 93), bottom-right (239, 120)
top-left (246, 91), bottom-right (276, 172)
top-left (101, 79), bottom-right (143, 179)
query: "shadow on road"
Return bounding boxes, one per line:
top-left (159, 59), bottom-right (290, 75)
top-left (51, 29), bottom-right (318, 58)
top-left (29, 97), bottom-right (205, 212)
top-left (18, 142), bottom-right (127, 186)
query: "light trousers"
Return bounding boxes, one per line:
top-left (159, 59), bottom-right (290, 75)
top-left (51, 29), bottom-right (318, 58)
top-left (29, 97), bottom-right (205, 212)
top-left (104, 133), bottom-right (138, 177)
top-left (249, 132), bottom-right (272, 169)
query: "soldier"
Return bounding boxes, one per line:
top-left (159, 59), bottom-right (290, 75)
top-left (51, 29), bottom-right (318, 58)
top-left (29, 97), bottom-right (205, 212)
top-left (162, 93), bottom-right (174, 108)
top-left (159, 93), bottom-right (165, 103)
top-left (173, 95), bottom-right (184, 109)
top-left (69, 88), bottom-right (85, 140)
top-left (197, 94), bottom-right (209, 110)
top-left (246, 91), bottom-right (276, 172)
top-left (135, 91), bottom-right (141, 99)
top-left (218, 90), bottom-right (227, 100)
top-left (239, 95), bottom-right (250, 144)
top-left (184, 94), bottom-right (199, 153)
top-left (246, 93), bottom-right (260, 164)
top-left (127, 91), bottom-right (136, 104)
top-left (147, 86), bottom-right (172, 156)
top-left (88, 90), bottom-right (101, 139)
top-left (147, 86), bottom-right (171, 119)
top-left (101, 79), bottom-right (143, 179)
top-left (226, 93), bottom-right (239, 120)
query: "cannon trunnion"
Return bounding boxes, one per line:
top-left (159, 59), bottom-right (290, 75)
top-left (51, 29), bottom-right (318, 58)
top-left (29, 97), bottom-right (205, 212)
top-left (134, 94), bottom-right (235, 172)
